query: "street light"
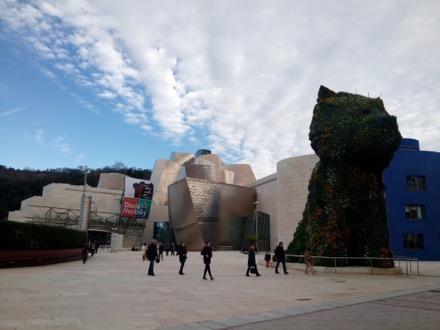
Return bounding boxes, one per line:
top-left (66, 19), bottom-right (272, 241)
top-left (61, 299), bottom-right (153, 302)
top-left (78, 166), bottom-right (92, 235)
top-left (253, 201), bottom-right (259, 249)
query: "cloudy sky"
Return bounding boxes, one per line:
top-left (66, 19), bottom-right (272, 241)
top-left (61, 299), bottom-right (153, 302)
top-left (1, 0), bottom-right (439, 179)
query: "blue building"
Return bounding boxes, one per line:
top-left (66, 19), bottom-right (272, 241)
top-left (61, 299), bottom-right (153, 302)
top-left (384, 138), bottom-right (440, 260)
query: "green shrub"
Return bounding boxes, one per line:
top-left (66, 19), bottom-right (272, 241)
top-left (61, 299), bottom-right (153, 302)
top-left (245, 234), bottom-right (257, 246)
top-left (0, 221), bottom-right (85, 250)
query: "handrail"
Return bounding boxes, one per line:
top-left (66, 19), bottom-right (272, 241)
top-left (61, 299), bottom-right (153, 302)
top-left (99, 245), bottom-right (112, 251)
top-left (25, 206), bottom-right (146, 236)
top-left (285, 254), bottom-right (419, 276)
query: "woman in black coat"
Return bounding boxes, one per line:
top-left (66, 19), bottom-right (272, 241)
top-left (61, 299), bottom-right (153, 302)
top-left (201, 241), bottom-right (214, 280)
top-left (246, 245), bottom-right (261, 276)
top-left (179, 242), bottom-right (187, 275)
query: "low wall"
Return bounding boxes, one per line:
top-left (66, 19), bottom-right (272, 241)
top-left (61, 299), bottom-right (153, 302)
top-left (0, 249), bottom-right (82, 268)
top-left (258, 260), bottom-right (403, 275)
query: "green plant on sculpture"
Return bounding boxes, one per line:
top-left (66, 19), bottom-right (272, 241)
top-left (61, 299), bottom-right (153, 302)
top-left (288, 86), bottom-right (402, 268)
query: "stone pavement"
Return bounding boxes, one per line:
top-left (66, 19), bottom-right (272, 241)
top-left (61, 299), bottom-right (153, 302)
top-left (0, 250), bottom-right (439, 330)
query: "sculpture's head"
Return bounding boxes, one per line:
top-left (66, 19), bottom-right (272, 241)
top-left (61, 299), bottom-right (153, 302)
top-left (309, 86), bottom-right (402, 170)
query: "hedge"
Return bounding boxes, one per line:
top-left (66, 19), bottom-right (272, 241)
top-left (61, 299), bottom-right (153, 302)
top-left (0, 221), bottom-right (86, 250)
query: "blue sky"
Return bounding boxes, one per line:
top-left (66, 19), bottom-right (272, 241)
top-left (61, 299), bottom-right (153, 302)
top-left (1, 0), bottom-right (439, 179)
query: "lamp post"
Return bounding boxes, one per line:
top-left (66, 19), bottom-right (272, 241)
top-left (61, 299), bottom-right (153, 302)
top-left (253, 201), bottom-right (259, 249)
top-left (78, 166), bottom-right (92, 236)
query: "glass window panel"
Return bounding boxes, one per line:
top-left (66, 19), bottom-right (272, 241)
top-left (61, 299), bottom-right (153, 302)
top-left (404, 205), bottom-right (425, 220)
top-left (407, 176), bottom-right (426, 191)
top-left (403, 233), bottom-right (424, 249)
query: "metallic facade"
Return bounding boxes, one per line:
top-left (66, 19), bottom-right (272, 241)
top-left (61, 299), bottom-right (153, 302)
top-left (168, 177), bottom-right (256, 250)
top-left (153, 151), bottom-right (257, 250)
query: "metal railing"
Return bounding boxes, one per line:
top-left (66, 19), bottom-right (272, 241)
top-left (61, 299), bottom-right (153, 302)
top-left (393, 255), bottom-right (420, 275)
top-left (99, 245), bottom-right (112, 251)
top-left (285, 254), bottom-right (419, 276)
top-left (24, 206), bottom-right (146, 236)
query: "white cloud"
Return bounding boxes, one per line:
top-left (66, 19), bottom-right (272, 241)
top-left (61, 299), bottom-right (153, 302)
top-left (28, 128), bottom-right (75, 158)
top-left (52, 137), bottom-right (71, 155)
top-left (2, 106), bottom-right (25, 116)
top-left (1, 0), bottom-right (439, 178)
top-left (34, 129), bottom-right (44, 144)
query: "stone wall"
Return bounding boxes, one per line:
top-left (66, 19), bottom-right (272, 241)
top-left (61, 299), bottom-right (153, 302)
top-left (248, 154), bottom-right (318, 251)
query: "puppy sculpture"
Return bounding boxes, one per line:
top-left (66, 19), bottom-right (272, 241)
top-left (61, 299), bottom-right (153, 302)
top-left (289, 86), bottom-right (402, 267)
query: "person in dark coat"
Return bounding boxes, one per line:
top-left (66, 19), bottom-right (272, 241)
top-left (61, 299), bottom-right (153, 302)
top-left (246, 245), bottom-right (261, 276)
top-left (146, 239), bottom-right (158, 276)
top-left (274, 241), bottom-right (289, 274)
top-left (201, 241), bottom-right (214, 280)
top-left (176, 242), bottom-right (181, 256)
top-left (82, 242), bottom-right (88, 264)
top-left (158, 242), bottom-right (164, 260)
top-left (179, 242), bottom-right (187, 275)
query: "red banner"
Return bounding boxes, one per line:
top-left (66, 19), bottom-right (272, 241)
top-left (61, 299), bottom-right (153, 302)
top-left (121, 197), bottom-right (152, 218)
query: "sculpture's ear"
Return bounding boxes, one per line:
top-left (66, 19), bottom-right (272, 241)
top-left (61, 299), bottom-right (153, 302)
top-left (317, 85), bottom-right (336, 102)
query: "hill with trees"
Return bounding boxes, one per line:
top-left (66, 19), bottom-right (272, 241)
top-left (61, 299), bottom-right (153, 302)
top-left (0, 162), bottom-right (151, 220)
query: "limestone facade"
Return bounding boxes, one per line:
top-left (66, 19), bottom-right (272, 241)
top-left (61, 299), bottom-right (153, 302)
top-left (247, 154), bottom-right (318, 250)
top-left (8, 183), bottom-right (123, 223)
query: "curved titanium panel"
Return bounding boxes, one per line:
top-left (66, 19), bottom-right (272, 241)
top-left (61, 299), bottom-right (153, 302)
top-left (169, 177), bottom-right (256, 250)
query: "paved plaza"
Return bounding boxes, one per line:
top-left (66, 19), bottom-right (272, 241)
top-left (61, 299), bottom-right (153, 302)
top-left (0, 250), bottom-right (439, 330)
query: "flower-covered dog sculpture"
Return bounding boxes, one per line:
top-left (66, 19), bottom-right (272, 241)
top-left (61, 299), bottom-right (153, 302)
top-left (289, 86), bottom-right (402, 267)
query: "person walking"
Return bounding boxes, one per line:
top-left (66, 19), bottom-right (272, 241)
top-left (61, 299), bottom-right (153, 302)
top-left (141, 243), bottom-right (147, 261)
top-left (179, 242), bottom-right (187, 275)
top-left (304, 248), bottom-right (315, 274)
top-left (82, 242), bottom-right (88, 264)
top-left (158, 242), bottom-right (164, 261)
top-left (274, 241), bottom-right (289, 274)
top-left (91, 241), bottom-right (96, 255)
top-left (176, 242), bottom-right (181, 256)
top-left (264, 253), bottom-right (271, 268)
top-left (201, 241), bottom-right (214, 280)
top-left (146, 239), bottom-right (158, 276)
top-left (246, 246), bottom-right (261, 277)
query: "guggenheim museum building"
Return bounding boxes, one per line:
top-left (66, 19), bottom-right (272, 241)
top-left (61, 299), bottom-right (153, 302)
top-left (8, 138), bottom-right (440, 260)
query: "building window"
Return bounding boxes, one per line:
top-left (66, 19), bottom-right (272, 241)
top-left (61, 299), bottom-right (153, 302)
top-left (405, 205), bottom-right (425, 220)
top-left (403, 234), bottom-right (424, 249)
top-left (407, 176), bottom-right (426, 191)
